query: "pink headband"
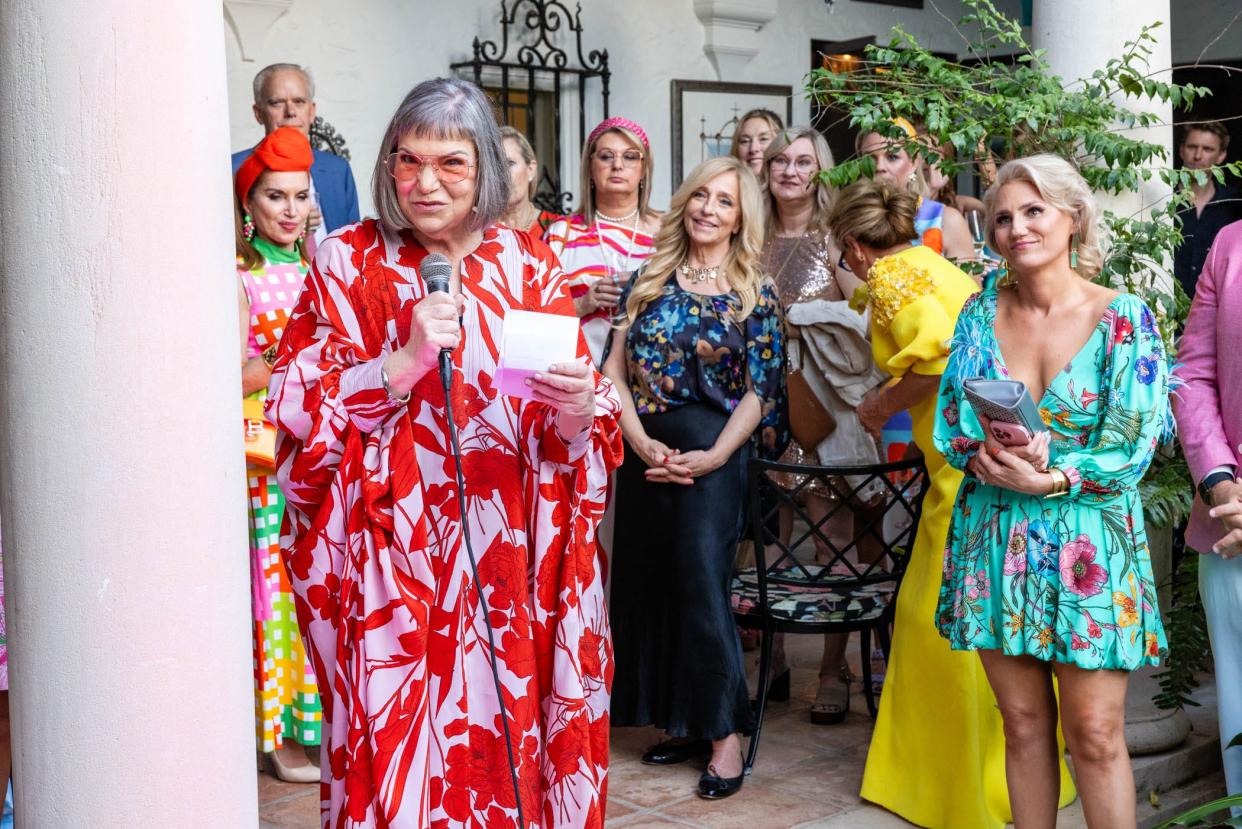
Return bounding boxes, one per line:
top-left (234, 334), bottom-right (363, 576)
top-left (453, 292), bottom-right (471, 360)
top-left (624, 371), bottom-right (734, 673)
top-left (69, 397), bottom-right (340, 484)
top-left (588, 117), bottom-right (649, 150)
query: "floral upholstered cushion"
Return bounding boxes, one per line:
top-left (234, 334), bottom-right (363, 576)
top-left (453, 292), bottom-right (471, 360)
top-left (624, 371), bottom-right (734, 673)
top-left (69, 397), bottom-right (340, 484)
top-left (731, 565), bottom-right (895, 624)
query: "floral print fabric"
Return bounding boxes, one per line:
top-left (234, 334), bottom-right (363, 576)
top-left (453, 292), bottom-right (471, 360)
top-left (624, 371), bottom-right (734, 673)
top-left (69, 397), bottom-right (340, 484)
top-left (613, 275), bottom-right (788, 459)
top-left (933, 289), bottom-right (1171, 670)
top-left (267, 220), bottom-right (624, 828)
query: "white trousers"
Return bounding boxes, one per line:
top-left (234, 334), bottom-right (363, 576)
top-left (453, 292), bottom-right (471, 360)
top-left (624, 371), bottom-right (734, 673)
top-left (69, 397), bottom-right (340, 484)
top-left (1200, 551), bottom-right (1242, 801)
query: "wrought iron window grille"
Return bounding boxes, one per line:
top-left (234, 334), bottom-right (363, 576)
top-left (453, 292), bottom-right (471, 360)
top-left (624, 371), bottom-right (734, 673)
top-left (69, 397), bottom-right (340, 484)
top-left (309, 116), bottom-right (351, 161)
top-left (452, 0), bottom-right (610, 214)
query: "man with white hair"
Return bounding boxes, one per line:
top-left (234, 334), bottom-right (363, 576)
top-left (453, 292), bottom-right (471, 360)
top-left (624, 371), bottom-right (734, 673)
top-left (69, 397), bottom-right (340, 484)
top-left (232, 63), bottom-right (360, 238)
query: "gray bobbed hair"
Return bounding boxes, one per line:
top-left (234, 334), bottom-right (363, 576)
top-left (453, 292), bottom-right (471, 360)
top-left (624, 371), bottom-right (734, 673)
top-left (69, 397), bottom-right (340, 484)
top-left (372, 78), bottom-right (510, 234)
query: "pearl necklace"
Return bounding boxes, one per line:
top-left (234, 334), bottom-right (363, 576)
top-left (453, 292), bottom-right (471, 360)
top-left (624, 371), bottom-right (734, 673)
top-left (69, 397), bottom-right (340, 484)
top-left (679, 261), bottom-right (720, 284)
top-left (595, 206), bottom-right (640, 224)
top-left (594, 209), bottom-right (642, 278)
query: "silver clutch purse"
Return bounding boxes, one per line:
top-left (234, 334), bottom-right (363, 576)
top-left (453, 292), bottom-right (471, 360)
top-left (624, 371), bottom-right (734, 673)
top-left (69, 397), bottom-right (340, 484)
top-left (962, 378), bottom-right (1048, 433)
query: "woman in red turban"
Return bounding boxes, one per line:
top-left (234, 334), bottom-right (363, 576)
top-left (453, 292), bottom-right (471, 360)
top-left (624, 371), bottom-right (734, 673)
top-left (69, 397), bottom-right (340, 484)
top-left (234, 125), bottom-right (323, 783)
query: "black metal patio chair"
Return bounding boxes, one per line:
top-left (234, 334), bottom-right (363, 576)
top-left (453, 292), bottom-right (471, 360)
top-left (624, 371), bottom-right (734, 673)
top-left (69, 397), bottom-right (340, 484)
top-left (732, 455), bottom-right (929, 772)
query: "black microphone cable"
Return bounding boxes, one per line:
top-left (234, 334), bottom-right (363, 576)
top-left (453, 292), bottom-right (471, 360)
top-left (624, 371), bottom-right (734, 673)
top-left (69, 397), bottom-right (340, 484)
top-left (421, 254), bottom-right (526, 827)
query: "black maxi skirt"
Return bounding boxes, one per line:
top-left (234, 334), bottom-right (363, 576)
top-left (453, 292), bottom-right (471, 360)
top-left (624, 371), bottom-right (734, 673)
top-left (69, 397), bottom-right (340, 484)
top-left (609, 403), bottom-right (755, 741)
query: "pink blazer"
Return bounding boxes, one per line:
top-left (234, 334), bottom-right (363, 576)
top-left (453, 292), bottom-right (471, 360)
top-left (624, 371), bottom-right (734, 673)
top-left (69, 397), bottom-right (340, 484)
top-left (1174, 219), bottom-right (1242, 553)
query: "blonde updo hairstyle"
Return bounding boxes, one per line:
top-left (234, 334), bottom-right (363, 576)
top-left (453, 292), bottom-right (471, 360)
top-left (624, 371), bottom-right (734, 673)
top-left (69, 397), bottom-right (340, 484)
top-left (827, 178), bottom-right (919, 254)
top-left (984, 154), bottom-right (1103, 279)
top-left (623, 155), bottom-right (767, 325)
top-left (762, 126), bottom-right (837, 239)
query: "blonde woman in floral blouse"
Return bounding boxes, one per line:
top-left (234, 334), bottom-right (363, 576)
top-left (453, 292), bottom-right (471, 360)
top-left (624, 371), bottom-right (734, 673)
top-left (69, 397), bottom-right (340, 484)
top-left (934, 155), bottom-right (1171, 827)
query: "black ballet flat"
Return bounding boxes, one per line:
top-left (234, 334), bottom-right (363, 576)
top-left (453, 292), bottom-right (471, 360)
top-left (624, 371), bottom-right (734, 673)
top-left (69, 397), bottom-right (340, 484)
top-left (698, 763), bottom-right (745, 799)
top-left (641, 738), bottom-right (711, 765)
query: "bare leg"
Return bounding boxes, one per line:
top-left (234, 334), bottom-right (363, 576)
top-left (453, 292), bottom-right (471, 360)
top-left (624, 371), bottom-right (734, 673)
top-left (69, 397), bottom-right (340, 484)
top-left (853, 499), bottom-right (888, 567)
top-left (1054, 664), bottom-right (1134, 828)
top-left (709, 733), bottom-right (743, 778)
top-left (804, 494), bottom-right (850, 566)
top-left (978, 650), bottom-right (1060, 828)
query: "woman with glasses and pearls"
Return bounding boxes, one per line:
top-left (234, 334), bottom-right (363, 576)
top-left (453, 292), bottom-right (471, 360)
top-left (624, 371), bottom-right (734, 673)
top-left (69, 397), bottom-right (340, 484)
top-left (233, 125), bottom-right (322, 784)
top-left (759, 126), bottom-right (886, 727)
top-left (547, 118), bottom-right (660, 365)
top-left (498, 125), bottom-right (561, 238)
top-left (730, 108), bottom-right (784, 176)
top-left (604, 155), bottom-right (787, 800)
top-left (267, 77), bottom-right (623, 828)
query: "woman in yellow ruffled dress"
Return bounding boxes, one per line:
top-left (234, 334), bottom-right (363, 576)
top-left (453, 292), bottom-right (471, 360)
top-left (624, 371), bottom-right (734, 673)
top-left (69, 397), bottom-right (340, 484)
top-left (829, 179), bottom-right (1076, 828)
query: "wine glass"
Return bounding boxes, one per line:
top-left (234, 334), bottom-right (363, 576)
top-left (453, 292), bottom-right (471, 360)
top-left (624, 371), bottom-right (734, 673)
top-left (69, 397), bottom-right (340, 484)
top-left (966, 209), bottom-right (986, 255)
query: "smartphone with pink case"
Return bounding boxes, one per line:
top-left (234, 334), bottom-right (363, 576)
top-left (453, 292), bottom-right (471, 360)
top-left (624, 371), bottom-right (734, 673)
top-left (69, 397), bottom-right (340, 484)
top-left (963, 378), bottom-right (1047, 448)
top-left (988, 420), bottom-right (1034, 447)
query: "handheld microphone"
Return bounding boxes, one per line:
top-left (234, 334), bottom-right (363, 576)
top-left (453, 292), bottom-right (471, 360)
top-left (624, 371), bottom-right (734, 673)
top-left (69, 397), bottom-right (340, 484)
top-left (420, 253), bottom-right (455, 392)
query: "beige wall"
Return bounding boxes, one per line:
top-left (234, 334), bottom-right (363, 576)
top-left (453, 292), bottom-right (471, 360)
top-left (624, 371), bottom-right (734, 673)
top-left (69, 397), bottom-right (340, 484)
top-left (225, 0), bottom-right (1023, 215)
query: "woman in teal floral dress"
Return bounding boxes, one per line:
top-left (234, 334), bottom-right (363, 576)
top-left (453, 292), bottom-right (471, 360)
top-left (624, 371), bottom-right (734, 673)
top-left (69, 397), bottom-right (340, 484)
top-left (934, 155), bottom-right (1171, 828)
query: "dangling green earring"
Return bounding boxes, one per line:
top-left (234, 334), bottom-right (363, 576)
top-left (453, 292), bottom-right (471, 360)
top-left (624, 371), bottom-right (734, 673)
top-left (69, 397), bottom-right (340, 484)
top-left (1069, 233), bottom-right (1079, 269)
top-left (242, 212), bottom-right (256, 242)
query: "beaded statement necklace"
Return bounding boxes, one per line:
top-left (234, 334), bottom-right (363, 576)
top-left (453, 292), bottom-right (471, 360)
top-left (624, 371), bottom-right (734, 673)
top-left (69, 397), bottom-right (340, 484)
top-left (679, 262), bottom-right (720, 284)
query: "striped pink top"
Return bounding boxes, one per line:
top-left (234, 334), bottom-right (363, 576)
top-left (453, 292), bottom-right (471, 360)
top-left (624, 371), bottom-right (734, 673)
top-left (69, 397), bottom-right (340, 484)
top-left (546, 214), bottom-right (656, 364)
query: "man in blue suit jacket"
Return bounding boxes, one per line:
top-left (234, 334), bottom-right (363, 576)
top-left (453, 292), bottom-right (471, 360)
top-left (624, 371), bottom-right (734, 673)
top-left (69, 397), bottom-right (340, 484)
top-left (232, 63), bottom-right (360, 235)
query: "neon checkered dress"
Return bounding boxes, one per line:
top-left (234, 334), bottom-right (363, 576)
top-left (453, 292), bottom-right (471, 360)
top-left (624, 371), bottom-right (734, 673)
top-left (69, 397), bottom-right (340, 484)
top-left (240, 238), bottom-right (321, 751)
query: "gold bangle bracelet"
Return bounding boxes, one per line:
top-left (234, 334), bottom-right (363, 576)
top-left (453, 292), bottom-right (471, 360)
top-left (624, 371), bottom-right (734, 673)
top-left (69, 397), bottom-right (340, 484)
top-left (1045, 468), bottom-right (1069, 499)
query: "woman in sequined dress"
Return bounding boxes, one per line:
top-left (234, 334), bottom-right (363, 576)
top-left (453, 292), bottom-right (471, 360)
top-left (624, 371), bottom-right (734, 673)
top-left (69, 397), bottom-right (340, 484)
top-left (760, 127), bottom-right (886, 725)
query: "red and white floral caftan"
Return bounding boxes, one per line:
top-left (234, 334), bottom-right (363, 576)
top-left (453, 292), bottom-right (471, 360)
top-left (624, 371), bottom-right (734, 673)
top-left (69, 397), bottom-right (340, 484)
top-left (266, 219), bottom-right (623, 829)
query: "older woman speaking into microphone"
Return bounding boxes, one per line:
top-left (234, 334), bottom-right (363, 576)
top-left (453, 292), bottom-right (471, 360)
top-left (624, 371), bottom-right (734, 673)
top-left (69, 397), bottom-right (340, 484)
top-left (267, 77), bottom-right (623, 828)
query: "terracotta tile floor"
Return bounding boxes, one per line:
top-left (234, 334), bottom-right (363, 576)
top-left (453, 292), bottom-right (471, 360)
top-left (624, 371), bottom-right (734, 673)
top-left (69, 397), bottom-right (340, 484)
top-left (259, 634), bottom-right (1096, 828)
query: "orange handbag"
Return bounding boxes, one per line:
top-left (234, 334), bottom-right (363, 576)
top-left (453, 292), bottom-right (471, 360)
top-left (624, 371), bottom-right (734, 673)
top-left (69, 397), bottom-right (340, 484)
top-left (243, 397), bottom-right (276, 469)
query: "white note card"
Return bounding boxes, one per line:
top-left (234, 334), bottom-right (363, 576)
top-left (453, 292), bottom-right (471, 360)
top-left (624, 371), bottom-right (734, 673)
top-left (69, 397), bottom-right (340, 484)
top-left (496, 310), bottom-right (580, 401)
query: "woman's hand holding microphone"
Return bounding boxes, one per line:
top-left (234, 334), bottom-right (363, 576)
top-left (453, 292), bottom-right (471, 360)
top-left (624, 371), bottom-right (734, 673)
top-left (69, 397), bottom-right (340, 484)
top-left (382, 291), bottom-right (465, 399)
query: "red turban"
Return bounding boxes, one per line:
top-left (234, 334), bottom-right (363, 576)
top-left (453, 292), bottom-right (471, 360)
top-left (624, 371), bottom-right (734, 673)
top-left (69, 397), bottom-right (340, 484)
top-left (234, 126), bottom-right (314, 200)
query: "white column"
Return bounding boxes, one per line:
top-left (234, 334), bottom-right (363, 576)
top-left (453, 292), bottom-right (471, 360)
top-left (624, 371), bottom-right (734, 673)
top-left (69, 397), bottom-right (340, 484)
top-left (1032, 0), bottom-right (1174, 250)
top-left (0, 2), bottom-right (258, 827)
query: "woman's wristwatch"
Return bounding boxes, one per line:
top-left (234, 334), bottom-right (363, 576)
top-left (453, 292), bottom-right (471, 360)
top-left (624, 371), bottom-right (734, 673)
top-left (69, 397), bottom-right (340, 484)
top-left (381, 364), bottom-right (411, 403)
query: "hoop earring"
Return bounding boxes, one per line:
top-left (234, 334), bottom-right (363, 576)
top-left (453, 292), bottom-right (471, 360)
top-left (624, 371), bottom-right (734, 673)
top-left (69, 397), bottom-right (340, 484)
top-left (242, 212), bottom-right (256, 242)
top-left (1069, 233), bottom-right (1080, 269)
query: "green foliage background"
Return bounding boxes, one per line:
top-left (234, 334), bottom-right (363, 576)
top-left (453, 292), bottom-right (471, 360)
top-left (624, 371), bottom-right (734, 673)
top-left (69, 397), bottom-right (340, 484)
top-left (809, 0), bottom-right (1242, 710)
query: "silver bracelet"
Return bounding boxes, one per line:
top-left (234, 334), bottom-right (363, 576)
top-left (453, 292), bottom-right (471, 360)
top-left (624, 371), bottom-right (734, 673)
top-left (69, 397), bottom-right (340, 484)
top-left (381, 364), bottom-right (411, 403)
